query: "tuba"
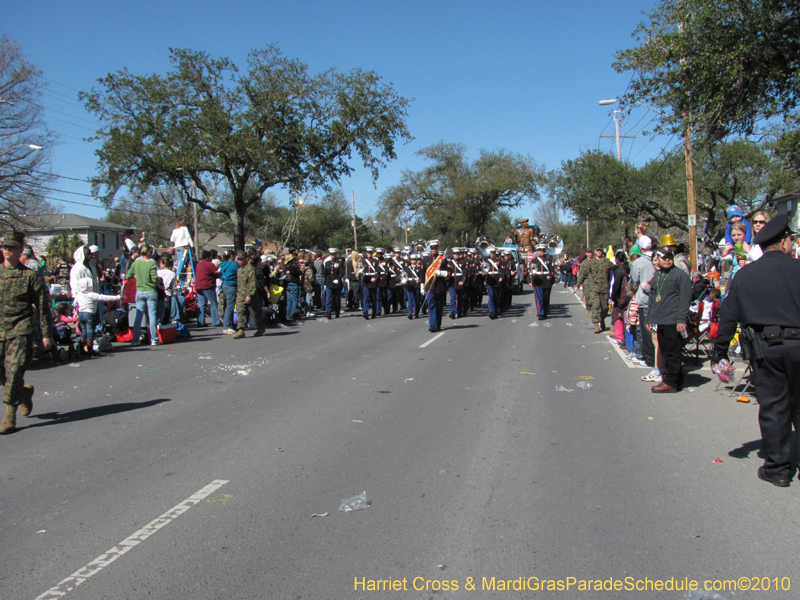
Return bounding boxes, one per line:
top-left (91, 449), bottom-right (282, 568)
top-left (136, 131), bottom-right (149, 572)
top-left (475, 236), bottom-right (495, 257)
top-left (544, 234), bottom-right (564, 256)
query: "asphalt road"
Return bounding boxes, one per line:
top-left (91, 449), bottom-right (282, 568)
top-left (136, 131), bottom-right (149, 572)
top-left (1, 289), bottom-right (797, 600)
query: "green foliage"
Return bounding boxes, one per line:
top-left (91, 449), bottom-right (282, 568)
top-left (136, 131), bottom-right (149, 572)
top-left (550, 150), bottom-right (645, 244)
top-left (378, 141), bottom-right (543, 243)
top-left (45, 232), bottom-right (82, 259)
top-left (613, 0), bottom-right (800, 140)
top-left (81, 45), bottom-right (412, 251)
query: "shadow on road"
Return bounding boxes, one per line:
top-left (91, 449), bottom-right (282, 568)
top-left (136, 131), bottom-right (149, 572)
top-left (23, 398), bottom-right (171, 430)
top-left (728, 439), bottom-right (764, 460)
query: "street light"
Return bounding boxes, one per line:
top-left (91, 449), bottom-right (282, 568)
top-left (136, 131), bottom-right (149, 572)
top-left (0, 143), bottom-right (42, 156)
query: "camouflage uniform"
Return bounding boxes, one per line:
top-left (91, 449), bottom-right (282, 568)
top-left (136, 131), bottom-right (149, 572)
top-left (234, 262), bottom-right (263, 336)
top-left (579, 258), bottom-right (613, 328)
top-left (0, 234), bottom-right (54, 433)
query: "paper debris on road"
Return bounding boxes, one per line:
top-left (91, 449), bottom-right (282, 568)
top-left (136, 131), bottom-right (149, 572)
top-left (711, 458), bottom-right (724, 464)
top-left (276, 448), bottom-right (284, 452)
top-left (198, 356), bottom-right (212, 360)
top-left (311, 512), bottom-right (330, 517)
top-left (575, 376), bottom-right (594, 380)
top-left (520, 372), bottom-right (535, 376)
top-left (207, 494), bottom-right (234, 503)
top-left (647, 417), bottom-right (654, 421)
top-left (576, 381), bottom-right (593, 389)
top-left (737, 396), bottom-right (750, 403)
top-left (352, 420), bottom-right (363, 423)
top-left (237, 370), bottom-right (250, 376)
top-left (529, 323), bottom-right (539, 327)
top-left (404, 378), bottom-right (414, 382)
top-left (317, 317), bottom-right (329, 323)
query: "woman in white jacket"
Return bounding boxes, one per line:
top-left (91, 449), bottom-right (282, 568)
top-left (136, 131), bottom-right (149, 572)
top-left (170, 220), bottom-right (194, 273)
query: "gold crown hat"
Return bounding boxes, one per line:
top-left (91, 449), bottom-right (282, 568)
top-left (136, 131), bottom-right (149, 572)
top-left (660, 234), bottom-right (676, 247)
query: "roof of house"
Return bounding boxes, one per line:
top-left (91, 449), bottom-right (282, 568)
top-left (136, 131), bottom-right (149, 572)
top-left (197, 232), bottom-right (235, 250)
top-left (26, 214), bottom-right (129, 232)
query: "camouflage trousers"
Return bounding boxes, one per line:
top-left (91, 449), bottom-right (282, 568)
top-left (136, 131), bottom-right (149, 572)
top-left (1, 335), bottom-right (33, 406)
top-left (585, 290), bottom-right (608, 325)
top-left (236, 296), bottom-right (264, 330)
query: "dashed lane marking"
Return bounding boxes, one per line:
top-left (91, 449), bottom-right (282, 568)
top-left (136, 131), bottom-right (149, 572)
top-left (35, 479), bottom-right (229, 600)
top-left (420, 331), bottom-right (446, 348)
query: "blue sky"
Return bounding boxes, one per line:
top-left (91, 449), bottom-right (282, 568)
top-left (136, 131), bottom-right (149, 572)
top-left (6, 0), bottom-right (670, 225)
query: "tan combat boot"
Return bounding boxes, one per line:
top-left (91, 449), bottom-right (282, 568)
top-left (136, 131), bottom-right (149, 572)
top-left (594, 323), bottom-right (602, 334)
top-left (19, 385), bottom-right (33, 417)
top-left (232, 329), bottom-right (246, 339)
top-left (0, 404), bottom-right (17, 434)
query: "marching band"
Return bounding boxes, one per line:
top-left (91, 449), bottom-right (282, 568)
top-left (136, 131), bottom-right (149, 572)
top-left (307, 229), bottom-right (561, 331)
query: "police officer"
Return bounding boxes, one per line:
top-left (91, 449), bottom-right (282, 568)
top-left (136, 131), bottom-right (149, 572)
top-left (713, 214), bottom-right (800, 487)
top-left (0, 231), bottom-right (54, 434)
top-left (421, 240), bottom-right (452, 332)
top-left (530, 243), bottom-right (556, 320)
top-left (324, 248), bottom-right (345, 319)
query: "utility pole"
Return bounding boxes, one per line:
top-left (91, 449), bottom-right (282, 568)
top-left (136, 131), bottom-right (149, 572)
top-left (191, 179), bottom-right (198, 251)
top-left (599, 102), bottom-right (636, 251)
top-left (352, 191), bottom-right (358, 250)
top-left (684, 123), bottom-right (698, 271)
top-left (600, 110), bottom-right (636, 161)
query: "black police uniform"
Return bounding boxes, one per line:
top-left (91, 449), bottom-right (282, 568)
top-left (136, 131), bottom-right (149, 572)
top-left (713, 215), bottom-right (800, 485)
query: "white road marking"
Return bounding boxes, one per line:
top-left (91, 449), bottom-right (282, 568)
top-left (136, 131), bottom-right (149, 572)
top-left (35, 479), bottom-right (229, 600)
top-left (420, 332), bottom-right (445, 348)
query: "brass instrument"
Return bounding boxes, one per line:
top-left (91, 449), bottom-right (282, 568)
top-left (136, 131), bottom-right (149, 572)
top-left (544, 234), bottom-right (564, 256)
top-left (475, 236), bottom-right (496, 257)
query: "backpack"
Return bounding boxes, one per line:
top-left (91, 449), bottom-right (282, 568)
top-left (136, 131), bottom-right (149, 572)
top-left (103, 310), bottom-right (129, 333)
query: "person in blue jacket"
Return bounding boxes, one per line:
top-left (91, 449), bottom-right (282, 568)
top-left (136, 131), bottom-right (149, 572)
top-left (724, 205), bottom-right (752, 245)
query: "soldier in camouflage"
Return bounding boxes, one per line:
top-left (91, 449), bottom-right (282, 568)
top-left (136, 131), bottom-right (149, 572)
top-left (1, 231), bottom-right (55, 434)
top-left (232, 250), bottom-right (265, 339)
top-left (575, 248), bottom-right (613, 333)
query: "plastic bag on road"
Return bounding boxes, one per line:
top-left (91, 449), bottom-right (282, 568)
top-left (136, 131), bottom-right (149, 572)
top-left (576, 381), bottom-right (593, 389)
top-left (339, 491), bottom-right (369, 512)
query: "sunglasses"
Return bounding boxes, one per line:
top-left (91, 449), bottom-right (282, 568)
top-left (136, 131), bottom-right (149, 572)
top-left (753, 220), bottom-right (767, 224)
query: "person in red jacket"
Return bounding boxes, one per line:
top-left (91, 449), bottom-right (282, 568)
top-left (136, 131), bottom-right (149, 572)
top-left (194, 250), bottom-right (221, 327)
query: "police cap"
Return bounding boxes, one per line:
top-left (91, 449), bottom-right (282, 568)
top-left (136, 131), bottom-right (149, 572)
top-left (753, 213), bottom-right (792, 247)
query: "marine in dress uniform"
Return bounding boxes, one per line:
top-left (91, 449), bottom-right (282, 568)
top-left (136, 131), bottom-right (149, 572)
top-left (361, 247), bottom-right (380, 320)
top-left (421, 240), bottom-right (452, 332)
top-left (484, 248), bottom-right (502, 319)
top-left (345, 251), bottom-right (361, 310)
top-left (324, 248), bottom-right (345, 319)
top-left (403, 255), bottom-right (421, 319)
top-left (448, 248), bottom-right (464, 319)
top-left (530, 243), bottom-right (556, 320)
top-left (0, 231), bottom-right (55, 434)
top-left (713, 215), bottom-right (800, 487)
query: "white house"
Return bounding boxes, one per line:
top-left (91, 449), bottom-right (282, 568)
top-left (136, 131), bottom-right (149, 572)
top-left (25, 214), bottom-right (130, 261)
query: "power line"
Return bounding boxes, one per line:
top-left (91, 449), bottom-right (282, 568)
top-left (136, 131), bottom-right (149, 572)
top-left (43, 106), bottom-right (98, 126)
top-left (41, 76), bottom-right (82, 94)
top-left (44, 114), bottom-right (96, 131)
